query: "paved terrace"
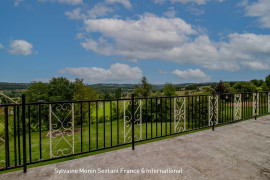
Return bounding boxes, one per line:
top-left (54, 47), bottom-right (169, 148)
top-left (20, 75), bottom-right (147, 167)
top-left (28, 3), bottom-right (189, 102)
top-left (1, 116), bottom-right (270, 180)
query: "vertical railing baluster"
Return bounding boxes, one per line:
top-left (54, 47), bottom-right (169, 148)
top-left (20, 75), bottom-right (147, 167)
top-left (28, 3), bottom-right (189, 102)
top-left (145, 98), bottom-right (148, 139)
top-left (4, 106), bottom-right (10, 168)
top-left (28, 105), bottom-right (32, 163)
top-left (255, 91), bottom-right (258, 120)
top-left (268, 92), bottom-right (270, 113)
top-left (225, 95), bottom-right (227, 123)
top-left (199, 96), bottom-right (201, 128)
top-left (191, 96), bottom-right (194, 129)
top-left (80, 102), bottom-right (83, 152)
top-left (244, 93), bottom-right (246, 119)
top-left (230, 94), bottom-right (232, 122)
top-left (156, 98), bottom-right (158, 137)
top-left (140, 99), bottom-right (142, 140)
top-left (221, 94), bottom-right (223, 124)
top-left (174, 97), bottom-right (176, 133)
top-left (151, 98), bottom-right (153, 138)
top-left (88, 102), bottom-right (91, 151)
top-left (72, 103), bottom-right (75, 154)
top-left (103, 101), bottom-right (105, 148)
top-left (22, 94), bottom-right (27, 173)
top-left (38, 104), bottom-right (42, 160)
top-left (110, 101), bottom-right (112, 147)
top-left (131, 94), bottom-right (135, 150)
top-left (123, 100), bottom-right (125, 144)
top-left (17, 106), bottom-right (21, 165)
top-left (13, 105), bottom-right (17, 166)
top-left (187, 96), bottom-right (190, 130)
top-left (117, 100), bottom-right (119, 145)
top-left (205, 95), bottom-right (207, 126)
top-left (170, 97), bottom-right (172, 134)
top-left (212, 92), bottom-right (215, 131)
top-left (165, 98), bottom-right (167, 135)
top-left (160, 97), bottom-right (162, 136)
top-left (248, 93), bottom-right (250, 118)
top-left (96, 101), bottom-right (98, 149)
top-left (258, 92), bottom-right (260, 115)
top-left (264, 92), bottom-right (266, 114)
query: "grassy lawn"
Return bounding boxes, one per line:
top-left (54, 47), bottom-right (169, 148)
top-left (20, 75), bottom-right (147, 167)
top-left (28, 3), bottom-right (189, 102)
top-left (0, 119), bottom-right (187, 168)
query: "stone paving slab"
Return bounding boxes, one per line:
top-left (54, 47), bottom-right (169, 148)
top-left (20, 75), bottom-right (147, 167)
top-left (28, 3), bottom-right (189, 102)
top-left (1, 116), bottom-right (270, 180)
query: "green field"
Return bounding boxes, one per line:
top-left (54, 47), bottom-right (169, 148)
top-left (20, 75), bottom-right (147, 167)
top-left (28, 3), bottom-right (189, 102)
top-left (0, 119), bottom-right (185, 168)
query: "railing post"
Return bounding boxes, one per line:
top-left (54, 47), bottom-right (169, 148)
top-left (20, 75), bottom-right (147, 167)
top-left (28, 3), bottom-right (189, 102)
top-left (131, 94), bottom-right (135, 150)
top-left (4, 107), bottom-right (10, 168)
top-left (255, 91), bottom-right (257, 120)
top-left (22, 94), bottom-right (27, 173)
top-left (212, 92), bottom-right (215, 131)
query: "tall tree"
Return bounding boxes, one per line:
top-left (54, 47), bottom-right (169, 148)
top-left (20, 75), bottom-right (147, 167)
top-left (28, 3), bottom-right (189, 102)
top-left (232, 81), bottom-right (257, 93)
top-left (73, 79), bottom-right (98, 124)
top-left (48, 77), bottom-right (75, 102)
top-left (265, 74), bottom-right (270, 89)
top-left (133, 76), bottom-right (152, 97)
top-left (73, 79), bottom-right (98, 101)
top-left (102, 91), bottom-right (113, 99)
top-left (25, 81), bottom-right (49, 102)
top-left (250, 79), bottom-right (264, 87)
top-left (214, 81), bottom-right (230, 94)
top-left (163, 83), bottom-right (176, 96)
top-left (115, 88), bottom-right (122, 99)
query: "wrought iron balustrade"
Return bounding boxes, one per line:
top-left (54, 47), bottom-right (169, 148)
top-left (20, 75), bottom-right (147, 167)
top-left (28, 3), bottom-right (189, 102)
top-left (0, 91), bottom-right (269, 173)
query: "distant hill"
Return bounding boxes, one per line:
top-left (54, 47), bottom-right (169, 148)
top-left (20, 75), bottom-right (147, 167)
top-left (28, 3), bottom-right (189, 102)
top-left (90, 83), bottom-right (197, 93)
top-left (0, 82), bottom-right (219, 93)
top-left (0, 82), bottom-right (30, 91)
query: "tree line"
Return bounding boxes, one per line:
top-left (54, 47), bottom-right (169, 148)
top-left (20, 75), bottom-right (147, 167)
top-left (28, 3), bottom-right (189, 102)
top-left (1, 74), bottom-right (269, 104)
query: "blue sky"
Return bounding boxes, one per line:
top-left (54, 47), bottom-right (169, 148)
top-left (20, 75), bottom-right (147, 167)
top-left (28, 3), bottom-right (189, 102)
top-left (0, 0), bottom-right (269, 84)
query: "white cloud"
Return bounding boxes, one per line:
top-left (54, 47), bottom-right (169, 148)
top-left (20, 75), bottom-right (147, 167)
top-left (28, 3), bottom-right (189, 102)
top-left (8, 40), bottom-right (34, 55)
top-left (153, 0), bottom-right (167, 4)
top-left (65, 4), bottom-right (113, 20)
top-left (163, 7), bottom-right (176, 17)
top-left (0, 43), bottom-right (4, 49)
top-left (14, 0), bottom-right (24, 7)
top-left (237, 0), bottom-right (248, 7)
top-left (172, 69), bottom-right (211, 82)
top-left (59, 63), bottom-right (143, 83)
top-left (38, 0), bottom-right (83, 5)
top-left (171, 0), bottom-right (210, 5)
top-left (80, 14), bottom-right (270, 71)
top-left (105, 0), bottom-right (132, 9)
top-left (87, 4), bottom-right (114, 18)
top-left (244, 0), bottom-right (270, 28)
top-left (33, 78), bottom-right (51, 83)
top-left (171, 0), bottom-right (224, 5)
top-left (65, 8), bottom-right (86, 20)
top-left (186, 6), bottom-right (204, 15)
top-left (158, 70), bottom-right (167, 74)
top-left (241, 61), bottom-right (270, 70)
top-left (81, 14), bottom-right (197, 60)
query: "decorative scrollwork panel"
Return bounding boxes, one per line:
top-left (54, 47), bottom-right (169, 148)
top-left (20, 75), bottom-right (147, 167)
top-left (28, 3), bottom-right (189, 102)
top-left (268, 92), bottom-right (270, 113)
top-left (174, 97), bottom-right (186, 133)
top-left (123, 100), bottom-right (142, 143)
top-left (0, 122), bottom-right (5, 168)
top-left (253, 93), bottom-right (259, 116)
top-left (234, 94), bottom-right (242, 120)
top-left (49, 103), bottom-right (74, 158)
top-left (208, 95), bottom-right (219, 126)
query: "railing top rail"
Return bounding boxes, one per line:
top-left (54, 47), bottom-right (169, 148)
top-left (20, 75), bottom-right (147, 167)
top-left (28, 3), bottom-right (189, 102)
top-left (0, 91), bottom-right (269, 107)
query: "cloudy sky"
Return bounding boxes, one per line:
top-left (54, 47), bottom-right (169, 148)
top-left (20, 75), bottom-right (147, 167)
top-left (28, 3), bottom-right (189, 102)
top-left (0, 0), bottom-right (269, 84)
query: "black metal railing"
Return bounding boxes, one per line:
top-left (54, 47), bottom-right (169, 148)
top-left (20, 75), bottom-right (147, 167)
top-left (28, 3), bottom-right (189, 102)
top-left (0, 91), bottom-right (269, 173)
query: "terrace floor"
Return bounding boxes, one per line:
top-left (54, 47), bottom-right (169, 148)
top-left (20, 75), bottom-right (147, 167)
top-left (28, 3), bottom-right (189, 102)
top-left (1, 116), bottom-right (270, 180)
